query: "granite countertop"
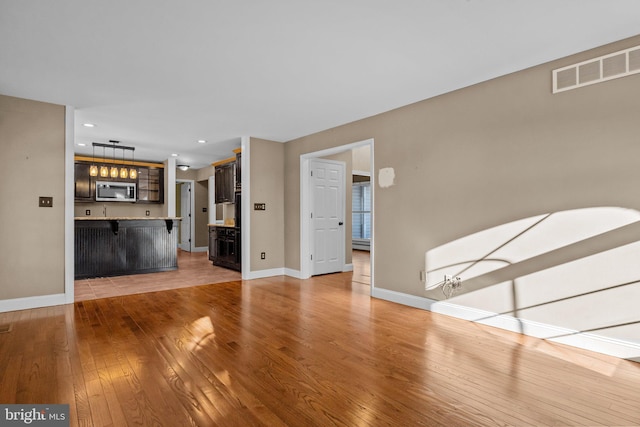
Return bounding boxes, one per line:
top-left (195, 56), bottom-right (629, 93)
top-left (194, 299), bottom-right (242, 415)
top-left (75, 217), bottom-right (182, 220)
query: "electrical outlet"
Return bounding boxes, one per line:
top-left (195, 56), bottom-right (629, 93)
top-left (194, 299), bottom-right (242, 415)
top-left (146, 210), bottom-right (150, 216)
top-left (261, 252), bottom-right (266, 260)
top-left (85, 209), bottom-right (91, 216)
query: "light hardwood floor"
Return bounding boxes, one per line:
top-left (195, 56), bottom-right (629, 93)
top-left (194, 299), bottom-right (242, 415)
top-left (1, 253), bottom-right (638, 426)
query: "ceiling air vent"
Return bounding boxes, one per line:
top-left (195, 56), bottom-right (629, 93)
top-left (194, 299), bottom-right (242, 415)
top-left (552, 45), bottom-right (640, 93)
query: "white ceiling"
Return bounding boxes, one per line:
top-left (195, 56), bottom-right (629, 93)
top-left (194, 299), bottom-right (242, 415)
top-left (1, 1), bottom-right (639, 168)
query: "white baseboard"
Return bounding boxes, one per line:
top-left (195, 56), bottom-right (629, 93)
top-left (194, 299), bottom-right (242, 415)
top-left (191, 246), bottom-right (208, 253)
top-left (371, 288), bottom-right (640, 361)
top-left (243, 268), bottom-right (305, 280)
top-left (343, 263), bottom-right (353, 272)
top-left (285, 268), bottom-right (304, 279)
top-left (0, 293), bottom-right (70, 313)
top-left (245, 268), bottom-right (285, 280)
top-left (371, 287), bottom-right (437, 310)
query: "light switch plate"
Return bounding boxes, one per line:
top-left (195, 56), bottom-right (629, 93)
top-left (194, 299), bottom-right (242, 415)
top-left (39, 196), bottom-right (53, 207)
top-left (254, 203), bottom-right (266, 210)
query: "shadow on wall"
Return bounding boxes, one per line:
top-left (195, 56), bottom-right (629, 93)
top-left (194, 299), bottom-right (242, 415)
top-left (425, 207), bottom-right (640, 357)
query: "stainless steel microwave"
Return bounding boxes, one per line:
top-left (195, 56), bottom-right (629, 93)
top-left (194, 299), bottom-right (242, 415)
top-left (95, 181), bottom-right (136, 202)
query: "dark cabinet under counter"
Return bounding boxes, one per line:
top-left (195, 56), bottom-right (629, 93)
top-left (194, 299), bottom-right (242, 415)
top-left (208, 225), bottom-right (241, 271)
top-left (75, 218), bottom-right (180, 279)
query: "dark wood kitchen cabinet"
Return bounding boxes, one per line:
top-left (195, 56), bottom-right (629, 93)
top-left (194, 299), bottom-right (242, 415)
top-left (74, 162), bottom-right (94, 201)
top-left (235, 150), bottom-right (242, 191)
top-left (208, 225), bottom-right (241, 271)
top-left (137, 167), bottom-right (164, 203)
top-left (208, 226), bottom-right (217, 261)
top-left (214, 162), bottom-right (235, 204)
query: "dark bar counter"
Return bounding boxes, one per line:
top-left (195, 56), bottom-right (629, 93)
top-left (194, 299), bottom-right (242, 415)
top-left (75, 217), bottom-right (181, 279)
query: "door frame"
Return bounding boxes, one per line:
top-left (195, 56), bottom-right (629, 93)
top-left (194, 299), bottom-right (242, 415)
top-left (176, 179), bottom-right (195, 252)
top-left (300, 138), bottom-right (374, 290)
top-left (309, 158), bottom-right (346, 276)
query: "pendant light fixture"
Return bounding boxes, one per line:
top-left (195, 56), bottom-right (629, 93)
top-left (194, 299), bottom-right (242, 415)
top-left (129, 149), bottom-right (138, 180)
top-left (99, 145), bottom-right (109, 177)
top-left (109, 143), bottom-right (119, 178)
top-left (119, 147), bottom-right (128, 179)
top-left (92, 140), bottom-right (136, 180)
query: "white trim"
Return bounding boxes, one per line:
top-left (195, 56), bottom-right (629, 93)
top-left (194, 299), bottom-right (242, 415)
top-left (190, 246), bottom-right (208, 253)
top-left (372, 287), bottom-right (437, 310)
top-left (343, 263), bottom-right (353, 272)
top-left (284, 268), bottom-right (304, 279)
top-left (241, 136), bottom-right (250, 280)
top-left (245, 268), bottom-right (285, 280)
top-left (65, 106), bottom-right (75, 303)
top-left (372, 288), bottom-right (640, 361)
top-left (166, 157), bottom-right (177, 217)
top-left (300, 138), bottom-right (375, 283)
top-left (208, 175), bottom-right (216, 224)
top-left (300, 158), bottom-right (311, 279)
top-left (352, 170), bottom-right (371, 177)
top-left (0, 293), bottom-right (68, 313)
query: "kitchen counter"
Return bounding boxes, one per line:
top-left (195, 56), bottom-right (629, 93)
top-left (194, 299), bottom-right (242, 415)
top-left (76, 217), bottom-right (182, 220)
top-left (207, 223), bottom-right (236, 228)
top-left (75, 218), bottom-right (180, 279)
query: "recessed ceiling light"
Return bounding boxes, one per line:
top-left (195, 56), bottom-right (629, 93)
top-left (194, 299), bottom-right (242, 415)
top-left (197, 139), bottom-right (206, 144)
top-left (171, 153), bottom-right (179, 157)
top-left (77, 142), bottom-right (86, 146)
top-left (83, 123), bottom-right (95, 128)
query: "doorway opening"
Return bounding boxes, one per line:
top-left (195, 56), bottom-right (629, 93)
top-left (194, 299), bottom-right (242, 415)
top-left (300, 138), bottom-right (374, 290)
top-left (176, 179), bottom-right (195, 252)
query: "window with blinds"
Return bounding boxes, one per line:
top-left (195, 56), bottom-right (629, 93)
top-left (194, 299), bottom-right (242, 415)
top-left (352, 182), bottom-right (371, 240)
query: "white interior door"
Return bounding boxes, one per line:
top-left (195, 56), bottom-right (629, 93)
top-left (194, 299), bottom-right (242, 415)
top-left (180, 182), bottom-right (191, 251)
top-left (310, 159), bottom-right (345, 275)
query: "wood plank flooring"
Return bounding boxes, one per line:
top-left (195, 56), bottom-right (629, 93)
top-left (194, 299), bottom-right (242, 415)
top-left (2, 266), bottom-right (639, 426)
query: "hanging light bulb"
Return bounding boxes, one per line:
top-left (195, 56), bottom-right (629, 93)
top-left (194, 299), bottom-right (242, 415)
top-left (89, 144), bottom-right (98, 176)
top-left (129, 149), bottom-right (137, 180)
top-left (110, 143), bottom-right (118, 178)
top-left (119, 147), bottom-right (128, 179)
top-left (99, 146), bottom-right (109, 177)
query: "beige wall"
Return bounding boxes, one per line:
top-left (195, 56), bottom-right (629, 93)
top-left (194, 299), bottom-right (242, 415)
top-left (250, 138), bottom-right (285, 270)
top-left (74, 202), bottom-right (164, 218)
top-left (352, 145), bottom-right (371, 173)
top-left (0, 95), bottom-right (66, 299)
top-left (283, 35), bottom-right (640, 346)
